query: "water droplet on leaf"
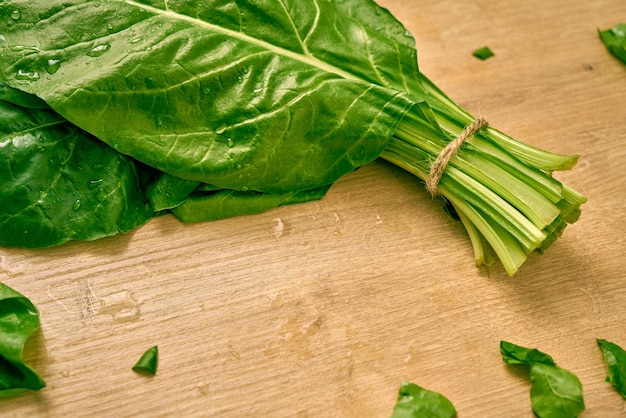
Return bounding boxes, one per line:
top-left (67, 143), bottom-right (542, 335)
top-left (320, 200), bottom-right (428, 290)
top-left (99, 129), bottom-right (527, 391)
top-left (72, 199), bottom-right (81, 211)
top-left (87, 42), bottom-right (111, 57)
top-left (88, 179), bottom-right (103, 189)
top-left (236, 76), bottom-right (243, 83)
top-left (45, 59), bottom-right (61, 74)
top-left (10, 10), bottom-right (21, 20)
top-left (15, 69), bottom-right (40, 82)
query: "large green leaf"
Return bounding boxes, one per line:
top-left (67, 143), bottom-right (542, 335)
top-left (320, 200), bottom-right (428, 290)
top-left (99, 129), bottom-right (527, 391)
top-left (0, 100), bottom-right (154, 248)
top-left (0, 0), bottom-right (422, 193)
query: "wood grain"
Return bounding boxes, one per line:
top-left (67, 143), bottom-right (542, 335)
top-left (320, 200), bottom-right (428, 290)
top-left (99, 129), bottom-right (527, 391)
top-left (1, 1), bottom-right (625, 416)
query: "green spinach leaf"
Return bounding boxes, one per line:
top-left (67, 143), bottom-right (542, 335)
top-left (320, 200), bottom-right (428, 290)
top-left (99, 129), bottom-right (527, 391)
top-left (171, 185), bottom-right (330, 223)
top-left (0, 100), bottom-right (155, 248)
top-left (1, 0), bottom-right (418, 193)
top-left (390, 382), bottom-right (457, 418)
top-left (132, 345), bottom-right (158, 376)
top-left (500, 341), bottom-right (584, 418)
top-left (598, 23), bottom-right (626, 64)
top-left (597, 339), bottom-right (626, 399)
top-left (146, 173), bottom-right (201, 212)
top-left (0, 282), bottom-right (45, 396)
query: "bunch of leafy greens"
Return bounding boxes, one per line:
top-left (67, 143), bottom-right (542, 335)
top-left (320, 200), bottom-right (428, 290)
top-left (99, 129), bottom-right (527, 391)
top-left (0, 0), bottom-right (586, 275)
top-left (500, 341), bottom-right (584, 418)
top-left (598, 23), bottom-right (626, 64)
top-left (0, 282), bottom-right (45, 397)
top-left (597, 339), bottom-right (626, 399)
top-left (389, 382), bottom-right (456, 418)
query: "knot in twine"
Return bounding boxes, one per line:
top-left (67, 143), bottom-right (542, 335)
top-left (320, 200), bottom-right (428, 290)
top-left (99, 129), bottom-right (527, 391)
top-left (426, 117), bottom-right (489, 196)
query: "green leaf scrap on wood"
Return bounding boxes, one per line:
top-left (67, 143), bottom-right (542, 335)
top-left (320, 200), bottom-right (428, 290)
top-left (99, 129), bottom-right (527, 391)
top-left (597, 339), bottom-right (626, 399)
top-left (390, 381), bottom-right (457, 418)
top-left (500, 341), bottom-right (584, 418)
top-left (132, 346), bottom-right (158, 376)
top-left (598, 23), bottom-right (626, 64)
top-left (0, 282), bottom-right (46, 397)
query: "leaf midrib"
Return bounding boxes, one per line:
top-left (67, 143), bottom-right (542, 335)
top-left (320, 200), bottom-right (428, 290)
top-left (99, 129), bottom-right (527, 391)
top-left (124, 0), bottom-right (360, 82)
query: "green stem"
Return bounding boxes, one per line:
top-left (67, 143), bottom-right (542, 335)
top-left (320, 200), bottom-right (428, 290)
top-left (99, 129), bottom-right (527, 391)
top-left (381, 98), bottom-right (586, 275)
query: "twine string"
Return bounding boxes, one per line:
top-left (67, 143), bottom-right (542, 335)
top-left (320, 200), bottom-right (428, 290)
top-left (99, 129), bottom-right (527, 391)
top-left (426, 118), bottom-right (489, 196)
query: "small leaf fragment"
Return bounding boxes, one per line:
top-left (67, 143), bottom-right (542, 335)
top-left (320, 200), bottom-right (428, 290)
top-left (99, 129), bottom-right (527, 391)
top-left (500, 341), bottom-right (584, 418)
top-left (0, 282), bottom-right (46, 397)
top-left (597, 339), bottom-right (626, 399)
top-left (132, 346), bottom-right (158, 376)
top-left (598, 23), bottom-right (626, 64)
top-left (472, 46), bottom-right (495, 60)
top-left (390, 381), bottom-right (457, 418)
top-left (500, 340), bottom-right (556, 366)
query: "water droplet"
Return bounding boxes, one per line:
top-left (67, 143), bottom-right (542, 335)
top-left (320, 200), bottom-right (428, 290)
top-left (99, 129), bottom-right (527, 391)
top-left (129, 36), bottom-right (144, 44)
top-left (87, 42), bottom-right (111, 57)
top-left (226, 138), bottom-right (234, 148)
top-left (241, 66), bottom-right (249, 74)
top-left (10, 10), bottom-right (21, 20)
top-left (15, 69), bottom-right (40, 82)
top-left (88, 178), bottom-right (103, 189)
top-left (44, 59), bottom-right (61, 74)
top-left (72, 199), bottom-right (81, 211)
top-left (236, 76), bottom-right (243, 83)
top-left (106, 23), bottom-right (114, 30)
top-left (60, 370), bottom-right (71, 378)
top-left (97, 290), bottom-right (142, 323)
top-left (241, 186), bottom-right (249, 191)
top-left (93, 2), bottom-right (101, 7)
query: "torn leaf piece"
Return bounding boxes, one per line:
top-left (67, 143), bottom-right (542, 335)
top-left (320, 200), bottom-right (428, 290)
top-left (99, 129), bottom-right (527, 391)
top-left (598, 23), bottom-right (626, 64)
top-left (132, 346), bottom-right (158, 376)
top-left (597, 339), bottom-right (626, 399)
top-left (390, 381), bottom-right (457, 418)
top-left (0, 282), bottom-right (46, 397)
top-left (500, 341), bottom-right (584, 418)
top-left (472, 46), bottom-right (495, 60)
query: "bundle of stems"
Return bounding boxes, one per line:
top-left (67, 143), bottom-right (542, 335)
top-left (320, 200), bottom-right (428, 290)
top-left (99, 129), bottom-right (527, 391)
top-left (382, 76), bottom-right (586, 276)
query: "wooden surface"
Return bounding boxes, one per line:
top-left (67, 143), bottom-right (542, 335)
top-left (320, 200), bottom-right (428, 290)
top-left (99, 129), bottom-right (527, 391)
top-left (1, 0), bottom-right (626, 416)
